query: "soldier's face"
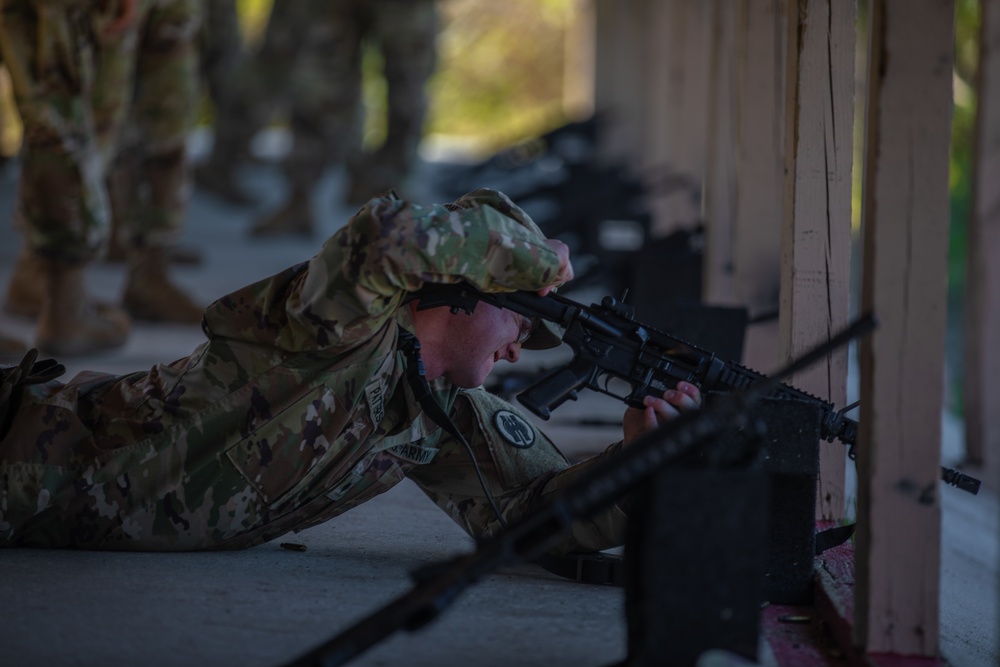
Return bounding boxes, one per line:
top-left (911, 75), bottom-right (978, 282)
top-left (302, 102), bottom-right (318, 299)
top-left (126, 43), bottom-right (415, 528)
top-left (443, 304), bottom-right (529, 388)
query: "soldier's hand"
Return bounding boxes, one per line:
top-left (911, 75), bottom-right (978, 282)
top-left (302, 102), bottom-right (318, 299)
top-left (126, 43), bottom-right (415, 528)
top-left (538, 239), bottom-right (573, 296)
top-left (622, 382), bottom-right (702, 446)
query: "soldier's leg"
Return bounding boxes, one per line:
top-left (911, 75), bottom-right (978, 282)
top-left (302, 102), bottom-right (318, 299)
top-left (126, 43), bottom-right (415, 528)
top-left (250, 0), bottom-right (363, 236)
top-left (346, 0), bottom-right (438, 204)
top-left (0, 0), bottom-right (130, 355)
top-left (119, 0), bottom-right (204, 324)
top-left (194, 0), bottom-right (306, 206)
top-left (199, 0), bottom-right (243, 115)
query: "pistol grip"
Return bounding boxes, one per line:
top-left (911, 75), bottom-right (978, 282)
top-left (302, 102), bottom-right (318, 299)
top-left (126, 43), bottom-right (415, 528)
top-left (517, 365), bottom-right (591, 420)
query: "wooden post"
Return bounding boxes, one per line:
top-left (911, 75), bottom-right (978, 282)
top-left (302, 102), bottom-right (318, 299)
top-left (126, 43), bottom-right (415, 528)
top-left (734, 0), bottom-right (787, 374)
top-left (703, 0), bottom-right (740, 305)
top-left (644, 0), bottom-right (711, 238)
top-left (563, 0), bottom-right (597, 122)
top-left (780, 1), bottom-right (855, 521)
top-left (964, 0), bottom-right (1000, 490)
top-left (592, 0), bottom-right (648, 164)
top-left (856, 0), bottom-right (954, 656)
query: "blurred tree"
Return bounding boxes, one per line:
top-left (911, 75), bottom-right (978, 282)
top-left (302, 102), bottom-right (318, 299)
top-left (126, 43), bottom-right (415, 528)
top-left (425, 0), bottom-right (577, 156)
top-left (225, 0), bottom-right (577, 158)
top-left (949, 0), bottom-right (980, 295)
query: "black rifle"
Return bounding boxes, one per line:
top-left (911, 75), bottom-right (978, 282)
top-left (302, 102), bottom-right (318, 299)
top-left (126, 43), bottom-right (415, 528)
top-left (281, 314), bottom-right (877, 667)
top-left (415, 284), bottom-right (981, 495)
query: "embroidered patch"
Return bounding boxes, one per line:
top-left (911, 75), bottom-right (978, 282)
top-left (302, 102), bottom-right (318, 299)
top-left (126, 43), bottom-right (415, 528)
top-left (387, 443), bottom-right (438, 465)
top-left (365, 379), bottom-right (385, 424)
top-left (493, 409), bottom-right (535, 448)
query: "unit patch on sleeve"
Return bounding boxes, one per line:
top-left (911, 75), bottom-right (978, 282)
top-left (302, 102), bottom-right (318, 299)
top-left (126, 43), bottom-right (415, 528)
top-left (493, 409), bottom-right (535, 448)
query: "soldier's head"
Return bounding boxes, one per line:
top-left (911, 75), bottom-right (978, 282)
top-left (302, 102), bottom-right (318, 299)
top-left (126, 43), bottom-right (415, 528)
top-left (410, 300), bottom-right (538, 388)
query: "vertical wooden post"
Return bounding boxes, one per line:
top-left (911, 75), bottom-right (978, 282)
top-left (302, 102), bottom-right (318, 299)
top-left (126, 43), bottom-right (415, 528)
top-left (734, 0), bottom-right (787, 373)
top-left (964, 0), bottom-right (1000, 490)
top-left (592, 0), bottom-right (649, 164)
top-left (857, 0), bottom-right (954, 656)
top-left (780, 1), bottom-right (855, 521)
top-left (563, 0), bottom-right (597, 122)
top-left (703, 0), bottom-right (740, 306)
top-left (645, 0), bottom-right (711, 238)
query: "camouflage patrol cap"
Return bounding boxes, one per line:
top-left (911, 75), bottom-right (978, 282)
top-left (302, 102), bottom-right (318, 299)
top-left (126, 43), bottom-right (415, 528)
top-left (445, 188), bottom-right (544, 235)
top-left (446, 189), bottom-right (563, 351)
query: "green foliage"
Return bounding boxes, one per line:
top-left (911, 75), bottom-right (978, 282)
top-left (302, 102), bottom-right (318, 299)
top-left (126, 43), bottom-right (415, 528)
top-left (949, 0), bottom-right (981, 298)
top-left (424, 0), bottom-right (578, 156)
top-left (236, 0), bottom-right (274, 47)
top-left (945, 0), bottom-right (981, 416)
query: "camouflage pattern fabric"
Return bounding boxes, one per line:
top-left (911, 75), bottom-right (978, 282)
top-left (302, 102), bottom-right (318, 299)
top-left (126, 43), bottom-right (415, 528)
top-left (199, 0), bottom-right (242, 113)
top-left (0, 0), bottom-right (201, 261)
top-left (209, 0), bottom-right (436, 193)
top-left (0, 189), bottom-right (628, 553)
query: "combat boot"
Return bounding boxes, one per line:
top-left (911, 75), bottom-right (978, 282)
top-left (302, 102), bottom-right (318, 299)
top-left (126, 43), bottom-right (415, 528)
top-left (36, 260), bottom-right (131, 356)
top-left (3, 248), bottom-right (44, 318)
top-left (122, 246), bottom-right (204, 324)
top-left (249, 189), bottom-right (315, 237)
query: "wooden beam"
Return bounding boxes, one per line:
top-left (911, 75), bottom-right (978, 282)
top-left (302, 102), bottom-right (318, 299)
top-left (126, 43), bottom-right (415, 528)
top-left (964, 0), bottom-right (1000, 489)
top-left (592, 0), bottom-right (649, 164)
top-left (856, 0), bottom-right (954, 656)
top-left (703, 0), bottom-right (740, 305)
top-left (645, 0), bottom-right (711, 237)
top-left (779, 1), bottom-right (855, 521)
top-left (734, 0), bottom-right (787, 374)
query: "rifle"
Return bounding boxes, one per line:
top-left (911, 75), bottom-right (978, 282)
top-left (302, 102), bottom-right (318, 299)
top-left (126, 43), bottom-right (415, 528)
top-left (415, 284), bottom-right (981, 495)
top-left (281, 314), bottom-right (877, 667)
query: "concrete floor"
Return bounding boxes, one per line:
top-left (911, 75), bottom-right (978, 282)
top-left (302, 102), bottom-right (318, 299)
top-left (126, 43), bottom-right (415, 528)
top-left (0, 145), bottom-right (997, 667)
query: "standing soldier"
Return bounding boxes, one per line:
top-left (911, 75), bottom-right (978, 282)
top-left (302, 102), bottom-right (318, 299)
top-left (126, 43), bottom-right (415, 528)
top-left (0, 0), bottom-right (204, 355)
top-left (195, 0), bottom-right (439, 237)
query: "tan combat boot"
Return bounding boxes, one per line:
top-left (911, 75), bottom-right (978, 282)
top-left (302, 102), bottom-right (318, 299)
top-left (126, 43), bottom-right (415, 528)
top-left (3, 248), bottom-right (45, 318)
top-left (249, 189), bottom-right (315, 237)
top-left (122, 246), bottom-right (204, 323)
top-left (36, 260), bottom-right (131, 356)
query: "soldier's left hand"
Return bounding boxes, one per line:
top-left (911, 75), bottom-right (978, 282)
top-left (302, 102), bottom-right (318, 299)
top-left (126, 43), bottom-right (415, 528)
top-left (622, 381), bottom-right (702, 445)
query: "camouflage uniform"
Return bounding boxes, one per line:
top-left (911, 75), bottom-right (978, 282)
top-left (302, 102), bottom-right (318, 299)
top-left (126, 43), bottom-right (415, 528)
top-left (202, 0), bottom-right (437, 207)
top-left (0, 0), bottom-right (201, 261)
top-left (198, 0), bottom-right (242, 117)
top-left (0, 190), bottom-right (628, 553)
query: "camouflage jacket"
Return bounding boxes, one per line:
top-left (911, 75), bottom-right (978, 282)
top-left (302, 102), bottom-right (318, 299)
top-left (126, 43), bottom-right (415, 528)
top-left (0, 190), bottom-right (628, 552)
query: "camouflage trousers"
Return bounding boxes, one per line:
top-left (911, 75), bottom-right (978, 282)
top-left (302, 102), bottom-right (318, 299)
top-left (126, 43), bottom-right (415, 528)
top-left (0, 0), bottom-right (202, 262)
top-left (212, 0), bottom-right (437, 190)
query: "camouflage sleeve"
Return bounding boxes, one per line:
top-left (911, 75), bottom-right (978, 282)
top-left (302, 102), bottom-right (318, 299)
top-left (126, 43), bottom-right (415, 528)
top-left (405, 389), bottom-right (629, 556)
